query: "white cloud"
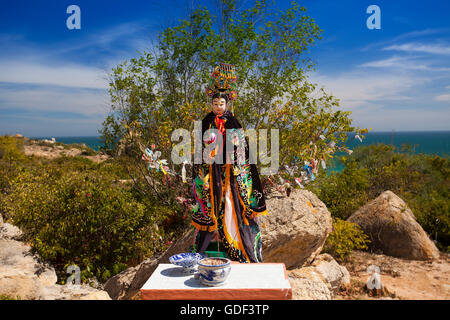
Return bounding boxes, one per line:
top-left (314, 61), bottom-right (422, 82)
top-left (0, 61), bottom-right (109, 89)
top-left (435, 94), bottom-right (450, 102)
top-left (0, 21), bottom-right (158, 136)
top-left (383, 42), bottom-right (450, 55)
top-left (0, 86), bottom-right (109, 116)
top-left (50, 22), bottom-right (154, 59)
top-left (360, 28), bottom-right (450, 52)
top-left (310, 70), bottom-right (429, 109)
top-left (307, 69), bottom-right (450, 130)
top-left (359, 56), bottom-right (428, 70)
top-left (359, 55), bottom-right (450, 72)
top-left (346, 104), bottom-right (450, 131)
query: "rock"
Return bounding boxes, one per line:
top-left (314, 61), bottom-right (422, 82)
top-left (287, 254), bottom-right (350, 299)
top-left (1, 222), bottom-right (23, 240)
top-left (104, 228), bottom-right (195, 300)
top-left (0, 266), bottom-right (43, 300)
top-left (348, 190), bottom-right (440, 260)
top-left (41, 138), bottom-right (56, 144)
top-left (23, 143), bottom-right (108, 163)
top-left (38, 284), bottom-right (111, 300)
top-left (288, 267), bottom-right (332, 300)
top-left (102, 264), bottom-right (140, 301)
top-left (259, 189), bottom-right (333, 268)
top-left (0, 237), bottom-right (54, 299)
top-left (1, 223), bottom-right (110, 300)
top-left (310, 254), bottom-right (350, 293)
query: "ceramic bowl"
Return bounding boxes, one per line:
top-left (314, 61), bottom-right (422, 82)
top-left (169, 252), bottom-right (206, 274)
top-left (197, 257), bottom-right (231, 286)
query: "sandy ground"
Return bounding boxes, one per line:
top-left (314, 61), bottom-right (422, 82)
top-left (24, 144), bottom-right (109, 163)
top-left (336, 250), bottom-right (450, 300)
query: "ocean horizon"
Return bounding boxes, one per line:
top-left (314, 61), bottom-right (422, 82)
top-left (30, 130), bottom-right (450, 156)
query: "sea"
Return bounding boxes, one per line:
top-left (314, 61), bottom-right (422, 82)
top-left (326, 130), bottom-right (450, 173)
top-left (32, 131), bottom-right (450, 155)
top-left (31, 131), bottom-right (449, 173)
top-left (342, 131), bottom-right (449, 157)
top-left (30, 136), bottom-right (105, 151)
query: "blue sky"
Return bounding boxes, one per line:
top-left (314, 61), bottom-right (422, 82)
top-left (0, 0), bottom-right (449, 136)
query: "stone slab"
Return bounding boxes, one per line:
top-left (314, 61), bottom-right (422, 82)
top-left (140, 263), bottom-right (292, 300)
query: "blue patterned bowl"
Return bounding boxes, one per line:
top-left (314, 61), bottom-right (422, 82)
top-left (197, 257), bottom-right (231, 286)
top-left (169, 253), bottom-right (206, 273)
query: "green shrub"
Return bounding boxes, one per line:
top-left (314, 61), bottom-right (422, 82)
top-left (80, 149), bottom-right (97, 156)
top-left (0, 135), bottom-right (189, 284)
top-left (307, 160), bottom-right (371, 220)
top-left (0, 135), bottom-right (25, 162)
top-left (0, 136), bottom-right (27, 199)
top-left (68, 143), bottom-right (97, 156)
top-left (324, 218), bottom-right (370, 261)
top-left (1, 162), bottom-right (171, 284)
top-left (410, 189), bottom-right (449, 252)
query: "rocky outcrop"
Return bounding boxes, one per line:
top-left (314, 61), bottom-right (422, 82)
top-left (348, 190), bottom-right (440, 260)
top-left (0, 218), bottom-right (111, 300)
top-left (260, 189), bottom-right (333, 268)
top-left (23, 141), bottom-right (109, 163)
top-left (288, 254), bottom-right (350, 300)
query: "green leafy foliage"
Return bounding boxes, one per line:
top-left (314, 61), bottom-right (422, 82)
top-left (0, 135), bottom-right (25, 161)
top-left (323, 218), bottom-right (370, 261)
top-left (308, 143), bottom-right (449, 252)
top-left (0, 136), bottom-right (28, 196)
top-left (307, 160), bottom-right (371, 220)
top-left (0, 138), bottom-right (185, 284)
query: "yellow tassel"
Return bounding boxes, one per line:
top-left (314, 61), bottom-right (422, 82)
top-left (191, 220), bottom-right (218, 232)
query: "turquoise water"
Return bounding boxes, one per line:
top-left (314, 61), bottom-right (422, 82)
top-left (327, 130), bottom-right (450, 173)
top-left (32, 131), bottom-right (449, 168)
top-left (345, 131), bottom-right (449, 157)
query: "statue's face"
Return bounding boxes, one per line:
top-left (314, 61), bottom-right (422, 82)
top-left (212, 97), bottom-right (227, 115)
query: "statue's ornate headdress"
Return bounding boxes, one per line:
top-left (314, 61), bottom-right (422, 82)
top-left (206, 62), bottom-right (238, 103)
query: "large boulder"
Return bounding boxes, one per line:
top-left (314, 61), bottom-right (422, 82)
top-left (347, 190), bottom-right (440, 260)
top-left (0, 222), bottom-right (111, 300)
top-left (260, 189), bottom-right (333, 268)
